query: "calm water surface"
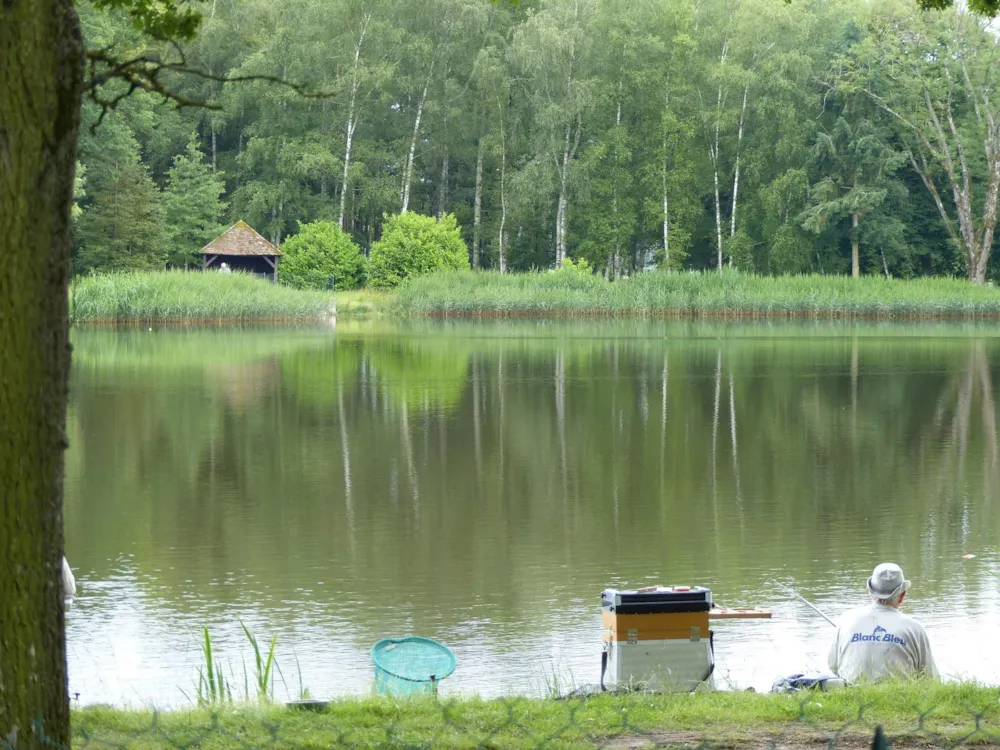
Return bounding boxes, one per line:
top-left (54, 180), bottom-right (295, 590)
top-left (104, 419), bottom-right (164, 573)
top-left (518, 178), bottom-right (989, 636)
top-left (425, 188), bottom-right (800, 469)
top-left (64, 320), bottom-right (1000, 706)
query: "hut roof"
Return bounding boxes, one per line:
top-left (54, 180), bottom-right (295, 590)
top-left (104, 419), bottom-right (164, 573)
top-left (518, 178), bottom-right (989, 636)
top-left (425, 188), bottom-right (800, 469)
top-left (200, 221), bottom-right (282, 257)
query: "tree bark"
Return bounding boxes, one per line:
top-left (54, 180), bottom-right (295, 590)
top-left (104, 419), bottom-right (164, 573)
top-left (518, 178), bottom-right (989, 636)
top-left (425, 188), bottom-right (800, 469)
top-left (472, 136), bottom-right (484, 270)
top-left (0, 1), bottom-right (82, 747)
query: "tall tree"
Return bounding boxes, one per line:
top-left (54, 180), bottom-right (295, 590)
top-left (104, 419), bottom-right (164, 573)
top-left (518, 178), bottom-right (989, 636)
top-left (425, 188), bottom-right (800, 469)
top-left (799, 116), bottom-right (904, 277)
top-left (1, 1), bottom-right (82, 747)
top-left (163, 138), bottom-right (228, 268)
top-left (844, 2), bottom-right (1000, 282)
top-left (74, 115), bottom-right (167, 273)
top-left (2, 0), bottom-right (203, 741)
top-left (511, 0), bottom-right (594, 267)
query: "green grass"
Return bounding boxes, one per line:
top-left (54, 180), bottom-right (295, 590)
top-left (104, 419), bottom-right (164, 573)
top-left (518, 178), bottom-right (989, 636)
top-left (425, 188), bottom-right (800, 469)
top-left (71, 681), bottom-right (1000, 748)
top-left (391, 269), bottom-right (1000, 319)
top-left (69, 271), bottom-right (336, 325)
top-left (334, 289), bottom-right (393, 316)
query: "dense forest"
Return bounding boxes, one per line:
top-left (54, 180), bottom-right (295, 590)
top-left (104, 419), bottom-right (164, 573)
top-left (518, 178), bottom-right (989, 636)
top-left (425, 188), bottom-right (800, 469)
top-left (74, 0), bottom-right (1000, 282)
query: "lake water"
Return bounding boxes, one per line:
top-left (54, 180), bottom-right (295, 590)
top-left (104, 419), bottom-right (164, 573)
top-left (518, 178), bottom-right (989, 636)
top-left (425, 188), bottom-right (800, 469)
top-left (63, 320), bottom-right (1000, 707)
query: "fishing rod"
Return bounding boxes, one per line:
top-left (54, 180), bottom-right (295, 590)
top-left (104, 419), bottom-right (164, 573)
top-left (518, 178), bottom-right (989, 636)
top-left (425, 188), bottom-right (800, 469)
top-left (770, 580), bottom-right (837, 627)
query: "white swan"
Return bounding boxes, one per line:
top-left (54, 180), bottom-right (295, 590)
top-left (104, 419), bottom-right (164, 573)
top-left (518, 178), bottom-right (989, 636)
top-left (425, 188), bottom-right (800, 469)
top-left (62, 557), bottom-right (76, 599)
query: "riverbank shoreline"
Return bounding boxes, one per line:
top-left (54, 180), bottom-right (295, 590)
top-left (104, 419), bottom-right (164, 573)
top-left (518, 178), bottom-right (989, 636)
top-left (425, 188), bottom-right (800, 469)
top-left (67, 269), bottom-right (1000, 325)
top-left (391, 269), bottom-right (1000, 320)
top-left (71, 682), bottom-right (999, 749)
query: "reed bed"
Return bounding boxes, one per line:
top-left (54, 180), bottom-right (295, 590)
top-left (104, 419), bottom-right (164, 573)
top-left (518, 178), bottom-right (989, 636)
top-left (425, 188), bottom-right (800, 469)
top-left (69, 271), bottom-right (336, 325)
top-left (391, 269), bottom-right (1000, 319)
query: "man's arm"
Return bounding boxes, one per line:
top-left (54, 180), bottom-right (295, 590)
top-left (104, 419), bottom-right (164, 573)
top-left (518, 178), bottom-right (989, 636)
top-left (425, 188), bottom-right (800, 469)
top-left (917, 627), bottom-right (939, 679)
top-left (827, 626), bottom-right (841, 675)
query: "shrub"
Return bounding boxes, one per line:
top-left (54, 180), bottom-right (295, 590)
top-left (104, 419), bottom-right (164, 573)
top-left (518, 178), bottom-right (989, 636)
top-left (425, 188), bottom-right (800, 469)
top-left (554, 257), bottom-right (593, 276)
top-left (367, 212), bottom-right (470, 289)
top-left (279, 221), bottom-right (366, 290)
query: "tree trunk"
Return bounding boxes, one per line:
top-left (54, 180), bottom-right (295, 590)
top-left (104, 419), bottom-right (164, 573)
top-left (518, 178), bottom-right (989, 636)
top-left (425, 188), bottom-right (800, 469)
top-left (437, 146), bottom-right (449, 220)
top-left (0, 1), bottom-right (82, 747)
top-left (339, 14), bottom-right (369, 231)
top-left (338, 110), bottom-right (356, 230)
top-left (400, 80), bottom-right (429, 214)
top-left (555, 115), bottom-right (582, 268)
top-left (499, 116), bottom-right (508, 274)
top-left (611, 80), bottom-right (622, 278)
top-left (211, 124), bottom-right (217, 172)
top-left (712, 155), bottom-right (723, 270)
top-left (662, 171), bottom-right (670, 271)
top-left (472, 136), bottom-right (484, 270)
top-left (729, 84), bottom-right (748, 256)
top-left (662, 81), bottom-right (670, 272)
top-left (851, 212), bottom-right (860, 278)
top-left (710, 39), bottom-right (728, 272)
top-left (555, 123), bottom-right (571, 267)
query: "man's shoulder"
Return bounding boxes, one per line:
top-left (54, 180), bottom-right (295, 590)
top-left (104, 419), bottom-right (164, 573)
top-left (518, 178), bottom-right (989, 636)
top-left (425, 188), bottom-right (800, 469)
top-left (894, 609), bottom-right (930, 633)
top-left (837, 604), bottom-right (876, 625)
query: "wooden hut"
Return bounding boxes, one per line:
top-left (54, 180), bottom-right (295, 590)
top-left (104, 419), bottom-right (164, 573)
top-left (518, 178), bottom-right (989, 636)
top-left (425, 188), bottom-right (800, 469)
top-left (200, 221), bottom-right (282, 282)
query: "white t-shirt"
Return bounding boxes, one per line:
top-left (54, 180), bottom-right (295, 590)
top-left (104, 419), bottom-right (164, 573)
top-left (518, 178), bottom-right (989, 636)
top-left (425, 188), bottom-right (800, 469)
top-left (828, 603), bottom-right (938, 683)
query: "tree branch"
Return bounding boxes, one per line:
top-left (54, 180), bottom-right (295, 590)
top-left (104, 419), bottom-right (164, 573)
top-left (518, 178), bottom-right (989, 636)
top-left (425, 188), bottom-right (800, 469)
top-left (84, 47), bottom-right (335, 131)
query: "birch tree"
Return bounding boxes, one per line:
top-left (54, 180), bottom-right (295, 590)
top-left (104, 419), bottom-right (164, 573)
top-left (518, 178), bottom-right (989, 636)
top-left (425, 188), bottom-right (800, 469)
top-left (511, 0), bottom-right (594, 267)
top-left (846, 3), bottom-right (1000, 282)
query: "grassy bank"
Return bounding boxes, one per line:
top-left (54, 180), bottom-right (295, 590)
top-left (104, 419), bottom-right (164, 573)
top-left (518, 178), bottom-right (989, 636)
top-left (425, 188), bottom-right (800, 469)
top-left (391, 269), bottom-right (1000, 319)
top-left (72, 682), bottom-right (999, 749)
top-left (70, 271), bottom-right (336, 325)
top-left (334, 288), bottom-right (394, 316)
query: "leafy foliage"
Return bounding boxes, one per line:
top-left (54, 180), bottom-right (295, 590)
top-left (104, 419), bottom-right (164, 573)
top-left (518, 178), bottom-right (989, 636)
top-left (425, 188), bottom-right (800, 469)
top-left (163, 138), bottom-right (228, 268)
top-left (367, 213), bottom-right (470, 290)
top-left (74, 115), bottom-right (167, 274)
top-left (72, 0), bottom-right (1000, 283)
top-left (279, 221), bottom-right (366, 291)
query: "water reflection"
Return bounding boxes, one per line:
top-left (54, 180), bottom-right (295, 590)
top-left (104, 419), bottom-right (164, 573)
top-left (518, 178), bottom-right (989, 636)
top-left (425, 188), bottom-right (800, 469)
top-left (64, 322), bottom-right (1000, 707)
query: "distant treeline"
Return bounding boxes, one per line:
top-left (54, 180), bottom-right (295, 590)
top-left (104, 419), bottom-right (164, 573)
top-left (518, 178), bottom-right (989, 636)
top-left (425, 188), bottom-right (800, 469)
top-left (74, 0), bottom-right (1000, 283)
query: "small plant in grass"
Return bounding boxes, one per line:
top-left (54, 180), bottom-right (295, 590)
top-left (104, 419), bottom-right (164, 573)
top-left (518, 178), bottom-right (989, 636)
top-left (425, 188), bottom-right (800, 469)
top-left (367, 212), bottom-right (470, 290)
top-left (196, 627), bottom-right (232, 707)
top-left (189, 623), bottom-right (282, 707)
top-left (279, 221), bottom-right (366, 291)
top-left (240, 620), bottom-right (278, 703)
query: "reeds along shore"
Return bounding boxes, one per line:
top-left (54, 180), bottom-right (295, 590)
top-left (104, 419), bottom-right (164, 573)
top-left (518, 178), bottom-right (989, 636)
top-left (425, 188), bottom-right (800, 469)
top-left (68, 268), bottom-right (1000, 324)
top-left (390, 269), bottom-right (1000, 319)
top-left (69, 271), bottom-right (336, 325)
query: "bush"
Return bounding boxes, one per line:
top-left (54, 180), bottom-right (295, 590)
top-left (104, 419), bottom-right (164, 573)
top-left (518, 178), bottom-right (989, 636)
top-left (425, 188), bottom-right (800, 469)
top-left (554, 257), bottom-right (593, 276)
top-left (279, 221), bottom-right (366, 290)
top-left (367, 212), bottom-right (470, 290)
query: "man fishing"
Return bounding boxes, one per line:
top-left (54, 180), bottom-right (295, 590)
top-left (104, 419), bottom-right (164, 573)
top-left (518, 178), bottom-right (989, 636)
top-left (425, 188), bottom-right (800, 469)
top-left (827, 563), bottom-right (938, 683)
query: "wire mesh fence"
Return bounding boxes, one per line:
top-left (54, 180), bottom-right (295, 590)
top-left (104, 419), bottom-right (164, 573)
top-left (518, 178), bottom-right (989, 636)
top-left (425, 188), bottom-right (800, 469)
top-left (42, 688), bottom-right (1000, 749)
